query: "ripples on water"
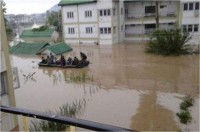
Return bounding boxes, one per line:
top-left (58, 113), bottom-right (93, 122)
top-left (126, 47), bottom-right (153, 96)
top-left (11, 44), bottom-right (199, 131)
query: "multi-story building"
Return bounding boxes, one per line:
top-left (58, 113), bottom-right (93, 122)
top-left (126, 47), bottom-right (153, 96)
top-left (59, 0), bottom-right (199, 45)
top-left (180, 0), bottom-right (200, 45)
top-left (124, 0), bottom-right (179, 42)
top-left (59, 0), bottom-right (124, 45)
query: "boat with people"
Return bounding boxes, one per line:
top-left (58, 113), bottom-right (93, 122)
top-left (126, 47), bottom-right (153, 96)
top-left (38, 52), bottom-right (90, 68)
top-left (38, 61), bottom-right (90, 68)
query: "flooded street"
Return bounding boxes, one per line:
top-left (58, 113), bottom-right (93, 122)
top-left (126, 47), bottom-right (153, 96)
top-left (11, 44), bottom-right (199, 131)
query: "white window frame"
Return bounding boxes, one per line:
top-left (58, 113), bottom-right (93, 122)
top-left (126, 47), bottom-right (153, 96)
top-left (67, 11), bottom-right (74, 19)
top-left (86, 27), bottom-right (93, 34)
top-left (85, 10), bottom-right (92, 18)
top-left (68, 27), bottom-right (75, 34)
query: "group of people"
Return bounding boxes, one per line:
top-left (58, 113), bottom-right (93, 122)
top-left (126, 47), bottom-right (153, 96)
top-left (41, 52), bottom-right (87, 66)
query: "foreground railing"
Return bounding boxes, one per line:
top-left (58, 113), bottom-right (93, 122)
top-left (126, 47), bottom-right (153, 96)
top-left (0, 105), bottom-right (134, 131)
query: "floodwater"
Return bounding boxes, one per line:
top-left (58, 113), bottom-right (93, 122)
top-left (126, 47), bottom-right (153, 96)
top-left (11, 44), bottom-right (199, 131)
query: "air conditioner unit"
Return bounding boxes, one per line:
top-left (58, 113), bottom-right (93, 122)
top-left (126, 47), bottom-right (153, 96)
top-left (194, 10), bottom-right (199, 17)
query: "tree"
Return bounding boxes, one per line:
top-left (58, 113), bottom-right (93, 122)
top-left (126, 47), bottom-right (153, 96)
top-left (47, 11), bottom-right (62, 33)
top-left (146, 29), bottom-right (192, 56)
top-left (1, 0), bottom-right (13, 41)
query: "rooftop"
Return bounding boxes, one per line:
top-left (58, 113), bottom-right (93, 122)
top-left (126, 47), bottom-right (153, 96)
top-left (20, 29), bottom-right (55, 38)
top-left (46, 42), bottom-right (72, 55)
top-left (10, 42), bottom-right (49, 55)
top-left (58, 0), bottom-right (97, 6)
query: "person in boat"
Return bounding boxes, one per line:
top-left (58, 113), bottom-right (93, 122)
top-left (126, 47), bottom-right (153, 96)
top-left (50, 53), bottom-right (54, 64)
top-left (46, 55), bottom-right (51, 65)
top-left (80, 52), bottom-right (87, 61)
top-left (78, 52), bottom-right (87, 66)
top-left (72, 56), bottom-right (79, 65)
top-left (66, 57), bottom-right (72, 65)
top-left (60, 54), bottom-right (66, 66)
top-left (41, 56), bottom-right (46, 63)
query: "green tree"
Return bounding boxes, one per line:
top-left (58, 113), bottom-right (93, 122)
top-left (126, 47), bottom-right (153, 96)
top-left (1, 0), bottom-right (13, 41)
top-left (146, 29), bottom-right (192, 56)
top-left (47, 11), bottom-right (61, 32)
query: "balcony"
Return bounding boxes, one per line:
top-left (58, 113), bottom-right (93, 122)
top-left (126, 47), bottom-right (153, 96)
top-left (125, 12), bottom-right (177, 25)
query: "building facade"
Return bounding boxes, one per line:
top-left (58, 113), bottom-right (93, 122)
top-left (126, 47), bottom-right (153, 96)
top-left (59, 0), bottom-right (200, 45)
top-left (180, 0), bottom-right (200, 45)
top-left (1, 7), bottom-right (18, 131)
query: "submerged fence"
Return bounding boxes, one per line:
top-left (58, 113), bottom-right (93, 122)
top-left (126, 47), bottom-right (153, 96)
top-left (0, 105), bottom-right (135, 131)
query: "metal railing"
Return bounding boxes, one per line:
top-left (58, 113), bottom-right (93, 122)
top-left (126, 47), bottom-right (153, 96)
top-left (0, 105), bottom-right (135, 131)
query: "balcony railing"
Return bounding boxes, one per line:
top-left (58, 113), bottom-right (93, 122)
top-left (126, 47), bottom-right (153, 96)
top-left (125, 12), bottom-right (176, 20)
top-left (0, 105), bottom-right (134, 131)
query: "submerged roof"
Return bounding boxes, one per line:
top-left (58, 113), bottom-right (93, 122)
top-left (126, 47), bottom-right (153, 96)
top-left (46, 42), bottom-right (72, 55)
top-left (10, 42), bottom-right (49, 55)
top-left (20, 29), bottom-right (54, 38)
top-left (58, 0), bottom-right (97, 6)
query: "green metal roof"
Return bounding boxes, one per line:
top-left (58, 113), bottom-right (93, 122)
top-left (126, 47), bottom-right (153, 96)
top-left (10, 42), bottom-right (49, 55)
top-left (58, 0), bottom-right (97, 6)
top-left (47, 43), bottom-right (72, 55)
top-left (20, 29), bottom-right (54, 38)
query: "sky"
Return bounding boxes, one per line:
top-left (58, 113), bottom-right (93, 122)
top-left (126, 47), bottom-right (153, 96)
top-left (4, 0), bottom-right (61, 15)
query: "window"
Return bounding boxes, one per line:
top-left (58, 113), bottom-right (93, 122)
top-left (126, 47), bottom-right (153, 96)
top-left (68, 27), bottom-right (75, 34)
top-left (195, 2), bottom-right (199, 10)
top-left (67, 12), bottom-right (74, 18)
top-left (182, 25), bottom-right (187, 32)
top-left (145, 6), bottom-right (156, 13)
top-left (100, 27), bottom-right (111, 34)
top-left (194, 24), bottom-right (199, 32)
top-left (184, 3), bottom-right (188, 10)
top-left (86, 27), bottom-right (93, 34)
top-left (188, 25), bottom-right (193, 32)
top-left (100, 28), bottom-right (103, 34)
top-left (85, 10), bottom-right (92, 17)
top-left (1, 72), bottom-right (7, 95)
top-left (99, 9), bottom-right (111, 16)
top-left (145, 24), bottom-right (156, 29)
top-left (189, 3), bottom-right (193, 10)
top-left (108, 10), bottom-right (110, 16)
top-left (100, 10), bottom-right (103, 16)
top-left (108, 28), bottom-right (111, 34)
top-left (104, 28), bottom-right (108, 34)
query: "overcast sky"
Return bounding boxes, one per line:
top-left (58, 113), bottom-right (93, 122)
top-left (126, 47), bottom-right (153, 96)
top-left (4, 0), bottom-right (60, 14)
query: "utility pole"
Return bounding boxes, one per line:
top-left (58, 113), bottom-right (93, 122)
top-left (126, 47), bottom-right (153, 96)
top-left (155, 1), bottom-right (159, 30)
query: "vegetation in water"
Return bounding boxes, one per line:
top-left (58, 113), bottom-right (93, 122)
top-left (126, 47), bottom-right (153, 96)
top-left (176, 110), bottom-right (192, 124)
top-left (180, 96), bottom-right (194, 110)
top-left (176, 96), bottom-right (194, 124)
top-left (29, 99), bottom-right (86, 131)
top-left (146, 29), bottom-right (193, 56)
top-left (64, 72), bottom-right (94, 83)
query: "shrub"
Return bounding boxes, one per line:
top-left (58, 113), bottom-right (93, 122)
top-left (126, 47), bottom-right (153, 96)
top-left (176, 96), bottom-right (194, 125)
top-left (176, 110), bottom-right (192, 124)
top-left (180, 96), bottom-right (194, 110)
top-left (146, 29), bottom-right (192, 56)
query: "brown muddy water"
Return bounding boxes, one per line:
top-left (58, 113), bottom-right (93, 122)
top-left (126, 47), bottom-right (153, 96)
top-left (11, 44), bottom-right (199, 131)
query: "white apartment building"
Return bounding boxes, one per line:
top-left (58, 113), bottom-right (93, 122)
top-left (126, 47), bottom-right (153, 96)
top-left (180, 0), bottom-right (200, 45)
top-left (59, 0), bottom-right (199, 45)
